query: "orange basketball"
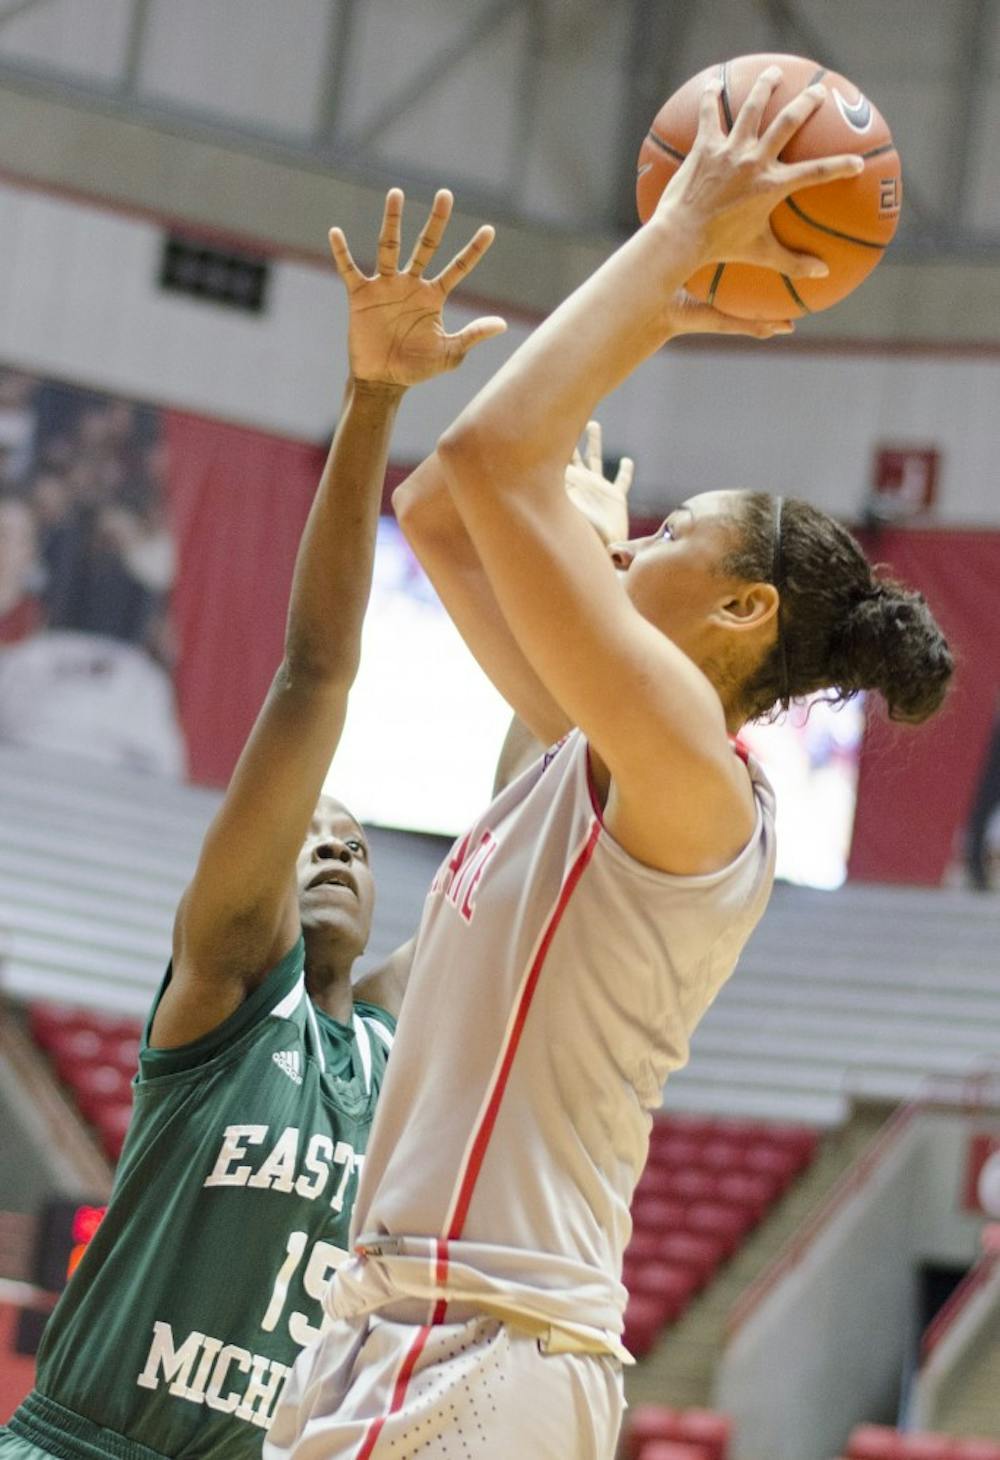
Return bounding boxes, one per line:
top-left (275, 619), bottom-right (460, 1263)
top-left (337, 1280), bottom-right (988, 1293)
top-left (635, 53), bottom-right (902, 320)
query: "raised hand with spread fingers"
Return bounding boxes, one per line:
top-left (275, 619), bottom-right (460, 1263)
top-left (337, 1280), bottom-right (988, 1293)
top-left (331, 187), bottom-right (506, 389)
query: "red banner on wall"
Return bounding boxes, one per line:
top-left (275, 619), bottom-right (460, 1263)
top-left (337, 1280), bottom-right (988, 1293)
top-left (847, 528), bottom-right (1000, 886)
top-left (163, 410), bottom-right (325, 786)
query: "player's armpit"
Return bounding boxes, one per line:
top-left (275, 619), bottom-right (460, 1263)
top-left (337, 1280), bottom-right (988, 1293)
top-left (393, 455), bottom-right (572, 749)
top-left (353, 937), bottom-right (416, 1020)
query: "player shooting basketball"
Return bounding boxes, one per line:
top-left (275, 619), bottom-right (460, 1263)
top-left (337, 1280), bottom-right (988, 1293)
top-left (267, 72), bottom-right (952, 1460)
top-left (0, 192), bottom-right (505, 1460)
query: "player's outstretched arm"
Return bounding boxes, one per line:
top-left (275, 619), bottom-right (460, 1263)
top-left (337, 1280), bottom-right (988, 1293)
top-left (436, 72), bottom-right (863, 875)
top-left (158, 190), bottom-right (505, 1046)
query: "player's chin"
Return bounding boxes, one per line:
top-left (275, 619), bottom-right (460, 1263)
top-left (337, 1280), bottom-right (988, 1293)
top-left (299, 904), bottom-right (366, 947)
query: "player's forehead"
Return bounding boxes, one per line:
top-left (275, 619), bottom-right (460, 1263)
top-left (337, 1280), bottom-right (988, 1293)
top-left (309, 795), bottom-right (366, 843)
top-left (680, 489), bottom-right (746, 524)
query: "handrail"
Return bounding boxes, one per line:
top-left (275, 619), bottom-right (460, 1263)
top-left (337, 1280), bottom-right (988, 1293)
top-left (920, 1248), bottom-right (999, 1363)
top-left (726, 1071), bottom-right (1000, 1338)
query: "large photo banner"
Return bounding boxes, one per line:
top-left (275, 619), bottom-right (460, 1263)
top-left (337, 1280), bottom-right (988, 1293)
top-left (0, 363), bottom-right (324, 785)
top-left (0, 367), bottom-right (185, 776)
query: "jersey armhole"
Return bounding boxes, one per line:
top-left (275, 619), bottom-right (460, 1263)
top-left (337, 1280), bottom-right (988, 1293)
top-left (139, 935), bottom-right (306, 1080)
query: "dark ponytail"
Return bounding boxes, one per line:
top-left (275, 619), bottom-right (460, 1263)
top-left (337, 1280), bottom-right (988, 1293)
top-left (727, 494), bottom-right (953, 724)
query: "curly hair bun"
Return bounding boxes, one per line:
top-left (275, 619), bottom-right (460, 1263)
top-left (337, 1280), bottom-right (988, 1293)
top-left (832, 581), bottom-right (953, 724)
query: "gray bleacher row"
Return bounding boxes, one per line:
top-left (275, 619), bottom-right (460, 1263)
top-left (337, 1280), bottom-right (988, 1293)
top-left (0, 743), bottom-right (443, 1014)
top-left (2, 743), bottom-right (1000, 1126)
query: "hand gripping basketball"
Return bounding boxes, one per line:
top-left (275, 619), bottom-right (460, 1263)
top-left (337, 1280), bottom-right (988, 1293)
top-left (657, 67), bottom-right (864, 283)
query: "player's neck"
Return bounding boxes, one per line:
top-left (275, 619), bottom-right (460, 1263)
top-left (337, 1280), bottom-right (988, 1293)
top-left (303, 941), bottom-right (356, 1023)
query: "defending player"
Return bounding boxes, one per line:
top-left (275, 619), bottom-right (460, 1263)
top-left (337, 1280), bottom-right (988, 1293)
top-left (267, 74), bottom-right (953, 1459)
top-left (0, 191), bottom-right (505, 1460)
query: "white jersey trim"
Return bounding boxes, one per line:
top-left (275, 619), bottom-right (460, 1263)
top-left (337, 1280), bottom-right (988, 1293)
top-left (353, 1013), bottom-right (373, 1095)
top-left (268, 974), bottom-right (306, 1022)
top-left (305, 996), bottom-right (327, 1073)
top-left (365, 1018), bottom-right (394, 1052)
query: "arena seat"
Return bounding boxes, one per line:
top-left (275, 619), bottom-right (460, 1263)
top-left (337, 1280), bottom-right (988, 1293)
top-left (897, 1437), bottom-right (953, 1460)
top-left (635, 1443), bottom-right (710, 1460)
top-left (741, 1141), bottom-right (800, 1192)
top-left (622, 1293), bottom-right (668, 1358)
top-left (655, 1231), bottom-right (726, 1287)
top-left (635, 1163), bottom-right (685, 1199)
top-left (622, 1405), bottom-right (731, 1460)
top-left (683, 1201), bottom-right (753, 1256)
top-left (846, 1426), bottom-right (904, 1460)
top-left (72, 1063), bottom-right (133, 1123)
top-left (949, 1441), bottom-right (1000, 1460)
top-left (92, 1101), bottom-right (133, 1163)
top-left (632, 1194), bottom-right (688, 1231)
top-left (667, 1169), bottom-right (718, 1205)
top-left (620, 1405), bottom-right (679, 1459)
top-left (623, 1262), bottom-right (699, 1323)
top-left (711, 1171), bottom-right (774, 1222)
top-left (694, 1139), bottom-right (744, 1173)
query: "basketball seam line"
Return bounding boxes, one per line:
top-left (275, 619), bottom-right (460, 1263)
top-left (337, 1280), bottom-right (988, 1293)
top-left (707, 263), bottom-right (726, 305)
top-left (783, 196), bottom-right (887, 251)
top-left (808, 66), bottom-right (829, 85)
top-left (719, 61), bottom-right (734, 131)
top-left (780, 275), bottom-right (811, 314)
top-left (862, 142), bottom-right (896, 159)
top-left (645, 130), bottom-right (686, 164)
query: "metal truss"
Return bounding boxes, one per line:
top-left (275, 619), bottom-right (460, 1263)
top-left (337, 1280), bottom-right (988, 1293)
top-left (0, 0), bottom-right (995, 257)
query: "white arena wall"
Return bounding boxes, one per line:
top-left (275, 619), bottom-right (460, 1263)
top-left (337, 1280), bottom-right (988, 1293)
top-left (2, 177), bottom-right (1000, 526)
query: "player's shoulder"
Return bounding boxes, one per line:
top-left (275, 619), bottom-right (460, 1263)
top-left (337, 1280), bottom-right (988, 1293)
top-left (139, 936), bottom-right (307, 1081)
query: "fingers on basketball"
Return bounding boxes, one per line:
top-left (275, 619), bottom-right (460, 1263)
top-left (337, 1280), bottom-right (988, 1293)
top-left (636, 53), bottom-right (902, 321)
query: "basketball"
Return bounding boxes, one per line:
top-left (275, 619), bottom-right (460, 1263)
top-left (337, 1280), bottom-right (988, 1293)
top-left (635, 53), bottom-right (902, 320)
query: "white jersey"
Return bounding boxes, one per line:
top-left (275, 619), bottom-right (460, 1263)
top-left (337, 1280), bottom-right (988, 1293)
top-left (333, 731), bottom-right (776, 1355)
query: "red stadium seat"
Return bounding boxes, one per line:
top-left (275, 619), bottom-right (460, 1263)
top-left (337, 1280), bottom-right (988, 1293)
top-left (622, 1293), bottom-right (666, 1358)
top-left (765, 1123), bottom-right (820, 1167)
top-left (949, 1440), bottom-right (1000, 1460)
top-left (685, 1201), bottom-right (753, 1256)
top-left (696, 1140), bottom-right (744, 1174)
top-left (712, 1172), bottom-right (774, 1222)
top-left (656, 1232), bottom-right (726, 1287)
top-left (625, 1262), bottom-right (699, 1323)
top-left (706, 1119), bottom-right (766, 1146)
top-left (93, 1102), bottom-right (133, 1163)
top-left (671, 1408), bottom-right (732, 1460)
top-left (84, 1012), bottom-right (144, 1042)
top-left (104, 1035), bottom-right (141, 1076)
top-left (650, 1118), bottom-right (716, 1147)
top-left (847, 1425), bottom-right (905, 1460)
top-left (899, 1437), bottom-right (954, 1460)
top-left (651, 1137), bottom-right (703, 1169)
top-left (670, 1170), bottom-right (718, 1205)
top-left (632, 1195), bottom-right (687, 1233)
top-left (72, 1063), bottom-right (134, 1123)
top-left (48, 1026), bottom-right (109, 1083)
top-left (742, 1143), bottom-right (799, 1194)
top-left (29, 1002), bottom-right (89, 1051)
top-left (625, 1229), bottom-right (671, 1263)
top-left (636, 1164), bottom-right (683, 1199)
top-left (620, 1405), bottom-right (678, 1460)
top-left (638, 1443), bottom-right (710, 1460)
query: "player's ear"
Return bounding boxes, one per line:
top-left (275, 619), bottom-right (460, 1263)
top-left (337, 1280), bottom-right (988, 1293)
top-left (713, 581), bottom-right (779, 631)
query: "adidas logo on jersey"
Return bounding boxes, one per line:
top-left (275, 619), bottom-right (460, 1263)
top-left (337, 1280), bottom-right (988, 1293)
top-left (272, 1049), bottom-right (303, 1085)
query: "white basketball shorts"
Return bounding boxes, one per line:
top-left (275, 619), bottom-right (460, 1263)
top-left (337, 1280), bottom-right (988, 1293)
top-left (265, 1312), bottom-right (624, 1460)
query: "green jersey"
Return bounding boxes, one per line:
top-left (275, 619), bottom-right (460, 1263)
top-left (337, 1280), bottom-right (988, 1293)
top-left (5, 938), bottom-right (394, 1460)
